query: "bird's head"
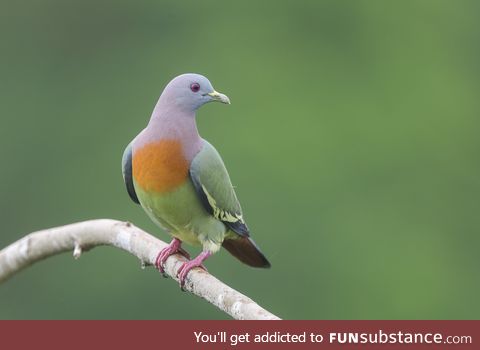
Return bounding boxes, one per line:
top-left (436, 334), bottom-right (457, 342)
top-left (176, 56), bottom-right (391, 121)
top-left (160, 73), bottom-right (230, 112)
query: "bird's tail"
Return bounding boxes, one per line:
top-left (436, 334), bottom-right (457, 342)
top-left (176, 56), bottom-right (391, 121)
top-left (222, 236), bottom-right (271, 268)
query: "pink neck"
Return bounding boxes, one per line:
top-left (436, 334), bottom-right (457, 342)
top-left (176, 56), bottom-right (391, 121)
top-left (136, 108), bottom-right (203, 162)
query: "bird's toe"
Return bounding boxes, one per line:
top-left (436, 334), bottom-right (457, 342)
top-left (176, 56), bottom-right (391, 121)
top-left (154, 251), bottom-right (165, 273)
top-left (176, 260), bottom-right (209, 289)
top-left (155, 238), bottom-right (190, 276)
top-left (177, 262), bottom-right (189, 289)
top-left (155, 248), bottom-right (170, 273)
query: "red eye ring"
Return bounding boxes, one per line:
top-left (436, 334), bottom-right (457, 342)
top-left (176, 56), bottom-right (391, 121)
top-left (190, 83), bottom-right (200, 92)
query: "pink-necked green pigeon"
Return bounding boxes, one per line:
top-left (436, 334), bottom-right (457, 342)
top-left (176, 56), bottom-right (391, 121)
top-left (122, 73), bottom-right (270, 287)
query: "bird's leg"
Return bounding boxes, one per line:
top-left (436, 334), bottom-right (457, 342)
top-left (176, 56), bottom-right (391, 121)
top-left (177, 251), bottom-right (211, 289)
top-left (155, 238), bottom-right (190, 276)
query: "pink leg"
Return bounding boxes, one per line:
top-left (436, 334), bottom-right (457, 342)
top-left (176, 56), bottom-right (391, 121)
top-left (155, 238), bottom-right (190, 275)
top-left (177, 251), bottom-right (211, 289)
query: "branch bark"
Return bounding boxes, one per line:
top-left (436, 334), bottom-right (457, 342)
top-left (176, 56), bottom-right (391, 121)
top-left (0, 219), bottom-right (280, 320)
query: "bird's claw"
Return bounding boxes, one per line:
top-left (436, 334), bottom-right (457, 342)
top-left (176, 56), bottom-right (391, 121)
top-left (154, 238), bottom-right (190, 275)
top-left (176, 251), bottom-right (211, 289)
top-left (177, 262), bottom-right (206, 290)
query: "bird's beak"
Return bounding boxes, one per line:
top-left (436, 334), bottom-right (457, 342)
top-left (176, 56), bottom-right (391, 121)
top-left (207, 90), bottom-right (231, 104)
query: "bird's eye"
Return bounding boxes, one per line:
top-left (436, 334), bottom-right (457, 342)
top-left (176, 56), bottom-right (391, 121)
top-left (190, 83), bottom-right (200, 93)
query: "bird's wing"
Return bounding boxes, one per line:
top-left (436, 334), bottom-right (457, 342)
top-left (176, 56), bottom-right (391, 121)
top-left (189, 140), bottom-right (249, 236)
top-left (190, 140), bottom-right (270, 268)
top-left (122, 140), bottom-right (140, 205)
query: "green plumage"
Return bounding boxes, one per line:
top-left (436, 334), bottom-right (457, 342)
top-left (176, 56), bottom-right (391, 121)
top-left (134, 173), bottom-right (228, 252)
top-left (190, 140), bottom-right (249, 236)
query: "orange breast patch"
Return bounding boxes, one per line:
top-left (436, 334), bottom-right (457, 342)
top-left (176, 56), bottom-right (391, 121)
top-left (133, 140), bottom-right (189, 193)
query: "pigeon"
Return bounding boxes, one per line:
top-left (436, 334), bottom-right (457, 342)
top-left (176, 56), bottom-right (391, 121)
top-left (122, 73), bottom-right (270, 287)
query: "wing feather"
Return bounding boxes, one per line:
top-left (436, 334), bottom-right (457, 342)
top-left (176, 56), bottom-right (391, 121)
top-left (189, 140), bottom-right (249, 236)
top-left (122, 140), bottom-right (140, 205)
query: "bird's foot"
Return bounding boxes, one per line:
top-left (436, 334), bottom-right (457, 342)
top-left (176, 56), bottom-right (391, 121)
top-left (177, 251), bottom-right (211, 290)
top-left (155, 238), bottom-right (190, 276)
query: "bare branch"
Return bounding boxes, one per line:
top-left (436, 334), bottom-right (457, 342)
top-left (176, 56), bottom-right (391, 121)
top-left (0, 219), bottom-right (280, 320)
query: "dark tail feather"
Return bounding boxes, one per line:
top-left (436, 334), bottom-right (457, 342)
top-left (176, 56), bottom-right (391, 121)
top-left (222, 237), bottom-right (271, 268)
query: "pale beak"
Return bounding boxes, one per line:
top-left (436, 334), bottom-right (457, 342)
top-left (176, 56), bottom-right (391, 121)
top-left (207, 90), bottom-right (231, 104)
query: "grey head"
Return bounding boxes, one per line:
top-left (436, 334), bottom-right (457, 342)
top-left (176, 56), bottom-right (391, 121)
top-left (157, 73), bottom-right (230, 113)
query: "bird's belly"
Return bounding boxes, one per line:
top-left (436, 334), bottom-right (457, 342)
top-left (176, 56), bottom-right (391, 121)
top-left (134, 179), bottom-right (226, 248)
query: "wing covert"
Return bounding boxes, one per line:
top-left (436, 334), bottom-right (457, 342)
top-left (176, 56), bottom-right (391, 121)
top-left (190, 140), bottom-right (249, 236)
top-left (122, 140), bottom-right (140, 205)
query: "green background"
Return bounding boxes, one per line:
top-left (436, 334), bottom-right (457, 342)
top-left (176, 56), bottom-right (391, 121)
top-left (0, 0), bottom-right (479, 319)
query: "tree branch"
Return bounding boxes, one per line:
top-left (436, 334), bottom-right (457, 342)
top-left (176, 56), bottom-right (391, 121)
top-left (0, 219), bottom-right (280, 320)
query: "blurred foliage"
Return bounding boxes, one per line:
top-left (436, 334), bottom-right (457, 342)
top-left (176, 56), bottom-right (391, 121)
top-left (0, 0), bottom-right (479, 319)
